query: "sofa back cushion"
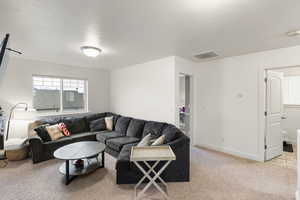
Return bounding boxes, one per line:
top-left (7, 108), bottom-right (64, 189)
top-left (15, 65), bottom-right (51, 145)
top-left (85, 113), bottom-right (107, 124)
top-left (162, 124), bottom-right (181, 143)
top-left (40, 117), bottom-right (63, 125)
top-left (115, 117), bottom-right (132, 135)
top-left (89, 118), bottom-right (107, 132)
top-left (126, 119), bottom-right (146, 138)
top-left (142, 121), bottom-right (166, 139)
top-left (63, 117), bottom-right (88, 134)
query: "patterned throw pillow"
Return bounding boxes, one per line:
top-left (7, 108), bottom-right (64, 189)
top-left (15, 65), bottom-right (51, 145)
top-left (46, 124), bottom-right (64, 141)
top-left (58, 123), bottom-right (71, 136)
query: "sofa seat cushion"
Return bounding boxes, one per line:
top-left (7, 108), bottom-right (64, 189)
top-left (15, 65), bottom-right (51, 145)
top-left (96, 131), bottom-right (123, 144)
top-left (44, 136), bottom-right (73, 151)
top-left (116, 143), bottom-right (138, 170)
top-left (126, 119), bottom-right (146, 138)
top-left (142, 121), bottom-right (166, 139)
top-left (106, 137), bottom-right (140, 152)
top-left (118, 143), bottom-right (137, 161)
top-left (115, 117), bottom-right (132, 135)
top-left (69, 132), bottom-right (97, 142)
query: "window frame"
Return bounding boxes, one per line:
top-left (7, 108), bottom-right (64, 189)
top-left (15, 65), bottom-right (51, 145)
top-left (32, 75), bottom-right (88, 115)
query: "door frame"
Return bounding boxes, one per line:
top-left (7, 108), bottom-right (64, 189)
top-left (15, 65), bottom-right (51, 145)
top-left (259, 65), bottom-right (300, 162)
top-left (175, 72), bottom-right (195, 146)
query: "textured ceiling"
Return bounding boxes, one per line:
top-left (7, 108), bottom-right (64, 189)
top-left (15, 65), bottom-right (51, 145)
top-left (1, 0), bottom-right (300, 69)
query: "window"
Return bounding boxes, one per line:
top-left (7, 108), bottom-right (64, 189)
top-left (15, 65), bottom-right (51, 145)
top-left (33, 76), bottom-right (87, 113)
top-left (283, 76), bottom-right (300, 105)
top-left (62, 79), bottom-right (86, 111)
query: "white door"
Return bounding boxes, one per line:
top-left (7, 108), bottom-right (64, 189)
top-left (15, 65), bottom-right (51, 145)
top-left (265, 70), bottom-right (284, 160)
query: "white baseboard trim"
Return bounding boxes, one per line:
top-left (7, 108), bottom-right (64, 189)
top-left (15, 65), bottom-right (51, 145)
top-left (195, 143), bottom-right (261, 162)
top-left (296, 191), bottom-right (299, 200)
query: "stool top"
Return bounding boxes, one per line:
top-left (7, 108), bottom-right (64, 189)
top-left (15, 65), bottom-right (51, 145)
top-left (0, 150), bottom-right (5, 160)
top-left (5, 138), bottom-right (27, 150)
top-left (130, 145), bottom-right (176, 162)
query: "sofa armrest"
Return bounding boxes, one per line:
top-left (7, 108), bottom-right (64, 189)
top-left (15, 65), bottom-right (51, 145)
top-left (0, 133), bottom-right (3, 149)
top-left (28, 136), bottom-right (44, 163)
top-left (28, 136), bottom-right (43, 151)
top-left (28, 135), bottom-right (43, 144)
top-left (166, 135), bottom-right (190, 152)
top-left (164, 134), bottom-right (190, 182)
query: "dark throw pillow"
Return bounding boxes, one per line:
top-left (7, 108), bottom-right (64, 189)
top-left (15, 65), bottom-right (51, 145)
top-left (162, 124), bottom-right (180, 143)
top-left (115, 117), bottom-right (132, 135)
top-left (89, 118), bottom-right (107, 132)
top-left (126, 119), bottom-right (146, 138)
top-left (142, 121), bottom-right (166, 139)
top-left (34, 125), bottom-right (51, 142)
top-left (63, 117), bottom-right (88, 134)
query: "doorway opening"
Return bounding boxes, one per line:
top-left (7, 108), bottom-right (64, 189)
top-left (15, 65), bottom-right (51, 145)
top-left (264, 67), bottom-right (298, 168)
top-left (178, 73), bottom-right (192, 138)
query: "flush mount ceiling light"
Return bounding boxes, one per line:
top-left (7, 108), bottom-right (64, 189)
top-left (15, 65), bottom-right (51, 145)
top-left (286, 30), bottom-right (300, 37)
top-left (80, 46), bottom-right (102, 57)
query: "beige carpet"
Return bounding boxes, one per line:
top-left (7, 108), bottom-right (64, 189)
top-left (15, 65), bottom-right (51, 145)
top-left (0, 147), bottom-right (296, 200)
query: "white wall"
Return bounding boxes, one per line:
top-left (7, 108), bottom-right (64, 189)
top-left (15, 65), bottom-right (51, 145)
top-left (110, 56), bottom-right (176, 123)
top-left (197, 45), bottom-right (300, 161)
top-left (0, 57), bottom-right (110, 138)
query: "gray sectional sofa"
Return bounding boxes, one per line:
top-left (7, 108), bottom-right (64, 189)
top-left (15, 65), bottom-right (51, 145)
top-left (28, 112), bottom-right (190, 184)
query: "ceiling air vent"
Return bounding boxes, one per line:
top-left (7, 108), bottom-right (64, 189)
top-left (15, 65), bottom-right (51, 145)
top-left (193, 51), bottom-right (219, 61)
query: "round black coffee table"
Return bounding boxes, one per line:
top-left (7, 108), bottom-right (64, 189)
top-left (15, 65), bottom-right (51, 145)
top-left (54, 141), bottom-right (106, 185)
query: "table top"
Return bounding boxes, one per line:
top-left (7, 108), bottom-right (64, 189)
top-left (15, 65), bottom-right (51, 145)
top-left (130, 145), bottom-right (176, 162)
top-left (54, 141), bottom-right (105, 160)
